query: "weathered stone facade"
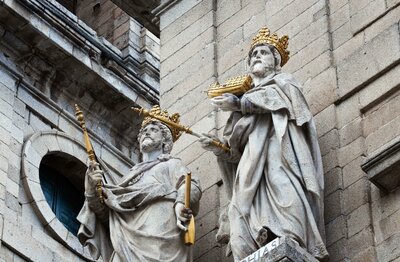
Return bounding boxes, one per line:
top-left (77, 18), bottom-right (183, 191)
top-left (0, 0), bottom-right (159, 260)
top-left (154, 0), bottom-right (400, 261)
top-left (0, 0), bottom-right (399, 261)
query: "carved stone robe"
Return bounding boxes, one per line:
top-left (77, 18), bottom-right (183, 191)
top-left (77, 155), bottom-right (201, 262)
top-left (216, 73), bottom-right (328, 261)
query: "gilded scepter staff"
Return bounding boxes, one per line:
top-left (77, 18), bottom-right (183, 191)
top-left (132, 107), bottom-right (230, 152)
top-left (184, 172), bottom-right (195, 245)
top-left (75, 104), bottom-right (104, 203)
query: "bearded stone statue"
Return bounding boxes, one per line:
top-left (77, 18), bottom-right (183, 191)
top-left (200, 27), bottom-right (328, 261)
top-left (78, 106), bottom-right (201, 261)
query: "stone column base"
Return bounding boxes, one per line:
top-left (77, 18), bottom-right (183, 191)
top-left (241, 237), bottom-right (318, 262)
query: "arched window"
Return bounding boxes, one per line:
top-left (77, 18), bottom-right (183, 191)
top-left (22, 131), bottom-right (94, 259)
top-left (39, 152), bottom-right (86, 236)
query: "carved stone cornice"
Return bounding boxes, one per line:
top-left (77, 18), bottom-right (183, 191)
top-left (110, 0), bottom-right (162, 37)
top-left (4, 0), bottom-right (159, 103)
top-left (362, 138), bottom-right (400, 193)
top-left (110, 0), bottom-right (182, 36)
top-left (152, 0), bottom-right (181, 17)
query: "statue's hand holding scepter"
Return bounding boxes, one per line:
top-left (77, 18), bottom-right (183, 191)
top-left (75, 104), bottom-right (104, 203)
top-left (174, 172), bottom-right (195, 245)
top-left (85, 161), bottom-right (104, 198)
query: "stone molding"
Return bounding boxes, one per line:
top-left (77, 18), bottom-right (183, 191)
top-left (362, 137), bottom-right (400, 193)
top-left (0, 54), bottom-right (135, 172)
top-left (21, 130), bottom-right (92, 260)
top-left (110, 0), bottom-right (161, 37)
top-left (3, 0), bottom-right (159, 103)
top-left (152, 0), bottom-right (181, 17)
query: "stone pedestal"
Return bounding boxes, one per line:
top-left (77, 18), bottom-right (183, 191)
top-left (240, 237), bottom-right (318, 262)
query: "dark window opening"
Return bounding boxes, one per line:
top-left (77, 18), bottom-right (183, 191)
top-left (39, 152), bottom-right (86, 236)
top-left (55, 0), bottom-right (77, 14)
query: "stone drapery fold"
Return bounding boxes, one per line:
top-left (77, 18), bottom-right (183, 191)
top-left (77, 155), bottom-right (201, 262)
top-left (216, 73), bottom-right (328, 261)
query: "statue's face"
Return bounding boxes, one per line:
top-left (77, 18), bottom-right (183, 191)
top-left (249, 45), bottom-right (275, 77)
top-left (139, 123), bottom-right (164, 153)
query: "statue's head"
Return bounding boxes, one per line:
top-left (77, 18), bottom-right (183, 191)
top-left (248, 45), bottom-right (281, 77)
top-left (248, 27), bottom-right (290, 76)
top-left (137, 105), bottom-right (182, 154)
top-left (138, 120), bottom-right (174, 154)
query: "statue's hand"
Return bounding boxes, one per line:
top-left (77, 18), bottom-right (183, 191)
top-left (211, 93), bottom-right (240, 111)
top-left (199, 134), bottom-right (225, 155)
top-left (174, 202), bottom-right (192, 231)
top-left (84, 160), bottom-right (104, 196)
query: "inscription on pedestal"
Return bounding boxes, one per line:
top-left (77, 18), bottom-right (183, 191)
top-left (240, 237), bottom-right (319, 262)
top-left (240, 238), bottom-right (280, 262)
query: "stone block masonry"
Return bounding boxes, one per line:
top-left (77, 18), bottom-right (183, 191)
top-left (0, 0), bottom-right (157, 261)
top-left (158, 0), bottom-right (400, 261)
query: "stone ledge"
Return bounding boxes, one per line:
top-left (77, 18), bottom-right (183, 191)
top-left (2, 0), bottom-right (159, 103)
top-left (110, 0), bottom-right (161, 37)
top-left (241, 237), bottom-right (319, 262)
top-left (362, 137), bottom-right (400, 193)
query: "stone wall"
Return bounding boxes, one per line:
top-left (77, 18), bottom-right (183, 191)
top-left (0, 0), bottom-right (157, 260)
top-left (77, 0), bottom-right (161, 90)
top-left (0, 0), bottom-right (398, 260)
top-left (158, 0), bottom-right (400, 261)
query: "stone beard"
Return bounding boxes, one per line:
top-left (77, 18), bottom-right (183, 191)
top-left (249, 45), bottom-right (277, 79)
top-left (77, 120), bottom-right (201, 261)
top-left (203, 40), bottom-right (329, 261)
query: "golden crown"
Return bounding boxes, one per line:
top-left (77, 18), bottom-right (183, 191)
top-left (141, 105), bottom-right (182, 142)
top-left (250, 26), bottom-right (290, 66)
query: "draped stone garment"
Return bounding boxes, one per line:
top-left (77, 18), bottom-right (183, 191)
top-left (77, 155), bottom-right (201, 262)
top-left (216, 73), bottom-right (328, 261)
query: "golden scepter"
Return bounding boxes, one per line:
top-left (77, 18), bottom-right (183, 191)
top-left (184, 172), bottom-right (195, 245)
top-left (132, 107), bottom-right (230, 152)
top-left (75, 104), bottom-right (104, 203)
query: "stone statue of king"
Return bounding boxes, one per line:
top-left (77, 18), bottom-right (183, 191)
top-left (77, 105), bottom-right (202, 261)
top-left (200, 26), bottom-right (329, 261)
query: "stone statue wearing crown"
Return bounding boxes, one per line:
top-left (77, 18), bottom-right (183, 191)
top-left (200, 27), bottom-right (328, 261)
top-left (77, 105), bottom-right (202, 261)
